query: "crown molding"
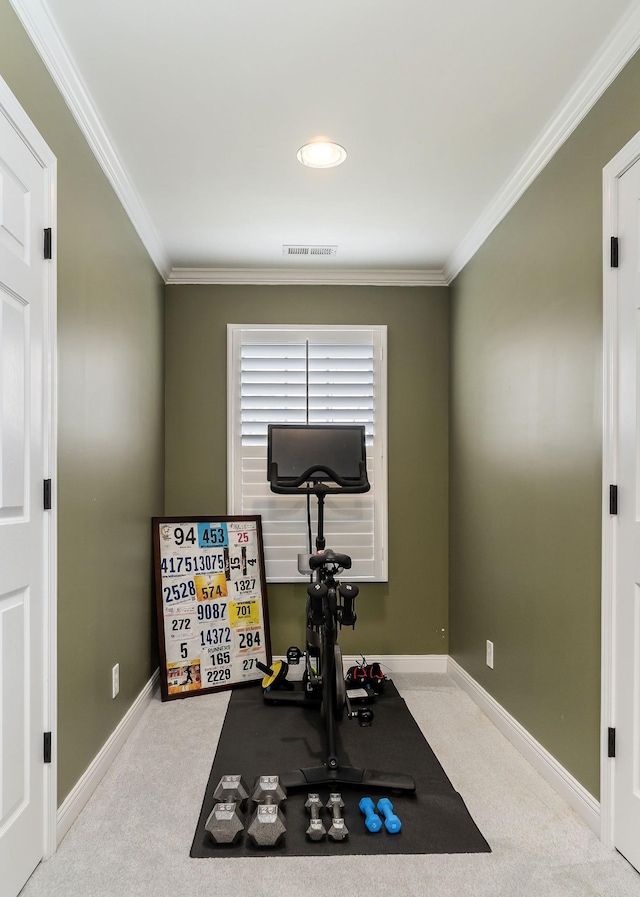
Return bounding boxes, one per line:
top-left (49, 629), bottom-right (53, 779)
top-left (444, 0), bottom-right (640, 284)
top-left (8, 0), bottom-right (171, 281)
top-left (167, 267), bottom-right (448, 287)
top-left (11, 0), bottom-right (640, 287)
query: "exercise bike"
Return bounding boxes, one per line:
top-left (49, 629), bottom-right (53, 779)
top-left (263, 423), bottom-right (415, 793)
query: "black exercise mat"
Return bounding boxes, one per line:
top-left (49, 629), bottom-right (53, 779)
top-left (191, 681), bottom-right (490, 857)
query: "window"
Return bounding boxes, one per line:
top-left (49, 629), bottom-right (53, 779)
top-left (228, 325), bottom-right (387, 582)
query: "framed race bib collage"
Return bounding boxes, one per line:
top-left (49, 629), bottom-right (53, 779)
top-left (152, 516), bottom-right (271, 701)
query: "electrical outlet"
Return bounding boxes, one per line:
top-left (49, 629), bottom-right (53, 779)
top-left (112, 663), bottom-right (120, 698)
top-left (486, 640), bottom-right (494, 669)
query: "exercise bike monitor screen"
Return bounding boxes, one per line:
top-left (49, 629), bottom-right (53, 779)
top-left (268, 424), bottom-right (368, 487)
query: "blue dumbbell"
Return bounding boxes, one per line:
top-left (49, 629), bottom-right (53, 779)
top-left (377, 797), bottom-right (402, 833)
top-left (358, 796), bottom-right (382, 832)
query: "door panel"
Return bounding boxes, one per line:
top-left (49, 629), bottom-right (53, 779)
top-left (0, 289), bottom-right (27, 518)
top-left (0, 97), bottom-right (49, 897)
top-left (1, 588), bottom-right (27, 820)
top-left (613, 155), bottom-right (640, 872)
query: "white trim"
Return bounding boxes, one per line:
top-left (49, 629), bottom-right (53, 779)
top-left (600, 128), bottom-right (640, 850)
top-left (8, 0), bottom-right (171, 281)
top-left (42, 150), bottom-right (58, 862)
top-left (56, 670), bottom-right (160, 846)
top-left (352, 654), bottom-right (449, 674)
top-left (167, 267), bottom-right (448, 287)
top-left (448, 658), bottom-right (601, 835)
top-left (0, 73), bottom-right (59, 863)
top-left (274, 654), bottom-right (449, 680)
top-left (445, 1), bottom-right (640, 283)
top-left (227, 323), bottom-right (389, 582)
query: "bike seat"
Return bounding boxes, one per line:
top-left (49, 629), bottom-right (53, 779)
top-left (309, 549), bottom-right (352, 570)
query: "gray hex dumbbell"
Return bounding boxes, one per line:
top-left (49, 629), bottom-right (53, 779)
top-left (305, 793), bottom-right (327, 841)
top-left (326, 792), bottom-right (349, 841)
top-left (246, 775), bottom-right (287, 847)
top-left (205, 774), bottom-right (248, 844)
top-left (213, 774), bottom-right (249, 804)
top-left (205, 802), bottom-right (244, 844)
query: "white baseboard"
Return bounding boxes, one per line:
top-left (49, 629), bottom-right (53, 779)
top-left (274, 653), bottom-right (448, 679)
top-left (447, 658), bottom-right (601, 835)
top-left (56, 669), bottom-right (160, 845)
top-left (343, 653), bottom-right (449, 674)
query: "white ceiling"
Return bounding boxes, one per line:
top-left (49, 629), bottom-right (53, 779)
top-left (11, 0), bottom-right (640, 283)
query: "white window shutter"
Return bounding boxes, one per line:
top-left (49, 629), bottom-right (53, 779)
top-left (228, 325), bottom-right (387, 582)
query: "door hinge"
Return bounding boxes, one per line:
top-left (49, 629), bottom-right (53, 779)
top-left (44, 228), bottom-right (52, 260)
top-left (608, 727), bottom-right (616, 758)
top-left (611, 236), bottom-right (619, 268)
top-left (609, 484), bottom-right (618, 515)
top-left (44, 732), bottom-right (52, 763)
top-left (44, 478), bottom-right (52, 510)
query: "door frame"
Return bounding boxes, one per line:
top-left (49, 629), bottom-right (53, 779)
top-left (601, 129), bottom-right (640, 849)
top-left (0, 75), bottom-right (58, 860)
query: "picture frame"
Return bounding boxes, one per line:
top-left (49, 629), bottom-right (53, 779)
top-left (152, 515), bottom-right (271, 701)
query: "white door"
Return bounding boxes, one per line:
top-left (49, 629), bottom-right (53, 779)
top-left (613, 155), bottom-right (640, 872)
top-left (0, 84), bottom-right (55, 897)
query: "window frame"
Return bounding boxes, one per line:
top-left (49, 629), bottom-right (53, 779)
top-left (227, 324), bottom-right (388, 582)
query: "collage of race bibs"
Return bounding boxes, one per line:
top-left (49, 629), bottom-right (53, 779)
top-left (153, 516), bottom-right (271, 700)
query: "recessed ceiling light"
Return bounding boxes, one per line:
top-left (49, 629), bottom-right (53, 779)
top-left (297, 140), bottom-right (347, 168)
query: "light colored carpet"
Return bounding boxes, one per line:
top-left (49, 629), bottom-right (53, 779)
top-left (19, 674), bottom-right (640, 897)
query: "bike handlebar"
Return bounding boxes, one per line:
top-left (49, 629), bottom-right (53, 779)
top-left (268, 462), bottom-right (370, 495)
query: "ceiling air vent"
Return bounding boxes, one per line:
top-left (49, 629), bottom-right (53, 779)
top-left (282, 245), bottom-right (338, 257)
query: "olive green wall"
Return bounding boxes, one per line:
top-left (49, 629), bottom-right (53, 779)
top-left (165, 285), bottom-right (449, 656)
top-left (449, 50), bottom-right (640, 798)
top-left (6, 0), bottom-right (639, 814)
top-left (0, 1), bottom-right (165, 803)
